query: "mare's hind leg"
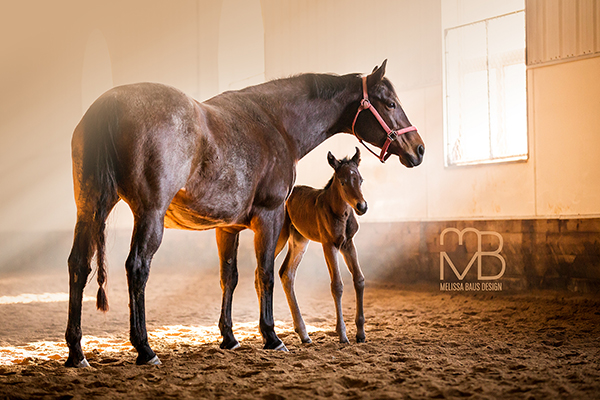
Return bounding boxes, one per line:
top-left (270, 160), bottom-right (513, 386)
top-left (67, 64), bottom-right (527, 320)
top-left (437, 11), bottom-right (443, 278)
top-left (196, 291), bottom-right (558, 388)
top-left (216, 228), bottom-right (241, 350)
top-left (279, 227), bottom-right (311, 343)
top-left (251, 206), bottom-right (287, 351)
top-left (340, 239), bottom-right (366, 343)
top-left (126, 209), bottom-right (165, 365)
top-left (65, 220), bottom-right (94, 367)
top-left (322, 243), bottom-right (349, 343)
top-left (66, 192), bottom-right (118, 367)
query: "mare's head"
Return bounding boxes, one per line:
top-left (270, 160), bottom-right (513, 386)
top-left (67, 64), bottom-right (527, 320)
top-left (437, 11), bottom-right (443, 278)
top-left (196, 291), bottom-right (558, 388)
top-left (352, 60), bottom-right (425, 167)
top-left (327, 148), bottom-right (368, 216)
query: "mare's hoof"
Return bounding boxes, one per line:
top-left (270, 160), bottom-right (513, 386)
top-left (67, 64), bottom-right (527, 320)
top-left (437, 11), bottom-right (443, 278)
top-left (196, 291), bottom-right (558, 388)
top-left (264, 340), bottom-right (288, 352)
top-left (76, 358), bottom-right (90, 368)
top-left (146, 355), bottom-right (162, 365)
top-left (356, 336), bottom-right (366, 343)
top-left (220, 340), bottom-right (240, 350)
top-left (136, 353), bottom-right (161, 365)
top-left (273, 342), bottom-right (289, 352)
top-left (301, 337), bottom-right (312, 344)
top-left (65, 357), bottom-right (90, 368)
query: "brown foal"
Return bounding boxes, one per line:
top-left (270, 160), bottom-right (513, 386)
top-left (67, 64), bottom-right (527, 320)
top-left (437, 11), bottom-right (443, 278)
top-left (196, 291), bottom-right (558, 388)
top-left (277, 148), bottom-right (367, 344)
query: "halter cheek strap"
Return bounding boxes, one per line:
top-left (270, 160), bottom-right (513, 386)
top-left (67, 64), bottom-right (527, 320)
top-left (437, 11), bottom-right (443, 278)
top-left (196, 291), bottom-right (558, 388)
top-left (351, 76), bottom-right (417, 163)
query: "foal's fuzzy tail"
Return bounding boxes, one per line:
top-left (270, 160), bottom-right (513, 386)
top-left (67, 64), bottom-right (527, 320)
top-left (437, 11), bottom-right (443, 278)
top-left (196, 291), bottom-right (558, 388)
top-left (80, 96), bottom-right (121, 313)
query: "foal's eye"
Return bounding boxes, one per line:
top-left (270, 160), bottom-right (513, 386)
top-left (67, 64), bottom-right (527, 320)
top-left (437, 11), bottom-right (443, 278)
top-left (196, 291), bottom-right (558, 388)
top-left (387, 102), bottom-right (396, 109)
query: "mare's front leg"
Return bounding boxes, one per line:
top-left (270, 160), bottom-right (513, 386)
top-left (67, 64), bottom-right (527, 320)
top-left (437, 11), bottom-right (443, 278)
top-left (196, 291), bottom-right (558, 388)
top-left (216, 228), bottom-right (241, 349)
top-left (251, 206), bottom-right (287, 351)
top-left (279, 227), bottom-right (311, 343)
top-left (322, 243), bottom-right (349, 343)
top-left (340, 239), bottom-right (366, 343)
top-left (126, 209), bottom-right (165, 365)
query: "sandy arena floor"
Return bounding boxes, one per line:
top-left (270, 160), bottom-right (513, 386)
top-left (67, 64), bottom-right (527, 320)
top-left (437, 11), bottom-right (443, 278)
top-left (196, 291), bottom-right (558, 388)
top-left (1, 265), bottom-right (599, 399)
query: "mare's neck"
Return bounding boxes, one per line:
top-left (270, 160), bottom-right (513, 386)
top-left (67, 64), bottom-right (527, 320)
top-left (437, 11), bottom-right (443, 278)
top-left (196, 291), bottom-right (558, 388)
top-left (281, 75), bottom-right (362, 160)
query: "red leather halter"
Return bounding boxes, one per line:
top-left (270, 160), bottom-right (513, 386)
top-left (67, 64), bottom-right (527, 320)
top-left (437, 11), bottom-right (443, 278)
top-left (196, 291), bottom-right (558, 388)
top-left (351, 76), bottom-right (418, 163)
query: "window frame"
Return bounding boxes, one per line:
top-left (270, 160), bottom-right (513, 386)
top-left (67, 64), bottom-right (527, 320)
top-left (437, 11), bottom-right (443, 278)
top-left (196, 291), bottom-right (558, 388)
top-left (443, 10), bottom-right (529, 168)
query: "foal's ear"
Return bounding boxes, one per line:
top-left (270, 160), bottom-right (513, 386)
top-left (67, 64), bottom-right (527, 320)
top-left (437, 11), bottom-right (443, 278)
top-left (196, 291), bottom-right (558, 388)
top-left (352, 147), bottom-right (361, 165)
top-left (368, 59), bottom-right (387, 86)
top-left (327, 151), bottom-right (340, 170)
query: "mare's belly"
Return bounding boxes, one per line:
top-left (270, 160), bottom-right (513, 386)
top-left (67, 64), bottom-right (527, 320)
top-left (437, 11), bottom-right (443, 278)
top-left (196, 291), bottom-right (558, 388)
top-left (164, 188), bottom-right (250, 231)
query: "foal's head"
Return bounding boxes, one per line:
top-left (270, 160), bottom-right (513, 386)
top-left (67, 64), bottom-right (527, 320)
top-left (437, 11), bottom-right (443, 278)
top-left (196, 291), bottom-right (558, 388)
top-left (327, 147), bottom-right (368, 216)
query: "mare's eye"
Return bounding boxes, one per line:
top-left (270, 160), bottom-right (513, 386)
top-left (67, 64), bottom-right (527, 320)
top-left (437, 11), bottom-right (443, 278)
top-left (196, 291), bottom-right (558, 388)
top-left (387, 102), bottom-right (396, 109)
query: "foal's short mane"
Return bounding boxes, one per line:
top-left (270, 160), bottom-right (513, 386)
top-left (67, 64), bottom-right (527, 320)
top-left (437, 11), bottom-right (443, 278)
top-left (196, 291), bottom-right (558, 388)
top-left (323, 156), bottom-right (358, 190)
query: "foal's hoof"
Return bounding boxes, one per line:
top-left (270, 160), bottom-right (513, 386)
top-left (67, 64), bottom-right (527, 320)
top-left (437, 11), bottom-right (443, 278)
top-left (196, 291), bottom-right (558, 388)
top-left (146, 355), bottom-right (162, 365)
top-left (301, 337), bottom-right (312, 344)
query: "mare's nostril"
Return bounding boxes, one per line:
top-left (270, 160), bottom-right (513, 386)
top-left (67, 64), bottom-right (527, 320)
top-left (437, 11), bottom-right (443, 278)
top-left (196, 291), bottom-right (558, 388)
top-left (417, 144), bottom-right (425, 157)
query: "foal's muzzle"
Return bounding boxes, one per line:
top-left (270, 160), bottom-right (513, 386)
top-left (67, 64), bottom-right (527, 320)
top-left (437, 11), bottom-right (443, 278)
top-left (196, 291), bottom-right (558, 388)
top-left (355, 202), bottom-right (368, 215)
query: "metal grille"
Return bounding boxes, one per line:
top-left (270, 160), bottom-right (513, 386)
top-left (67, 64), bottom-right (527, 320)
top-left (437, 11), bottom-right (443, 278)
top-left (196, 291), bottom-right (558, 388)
top-left (444, 11), bottom-right (527, 166)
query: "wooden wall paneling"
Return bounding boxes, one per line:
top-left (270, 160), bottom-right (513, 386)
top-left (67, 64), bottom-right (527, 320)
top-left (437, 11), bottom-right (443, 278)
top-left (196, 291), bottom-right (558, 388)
top-left (561, 0), bottom-right (579, 59)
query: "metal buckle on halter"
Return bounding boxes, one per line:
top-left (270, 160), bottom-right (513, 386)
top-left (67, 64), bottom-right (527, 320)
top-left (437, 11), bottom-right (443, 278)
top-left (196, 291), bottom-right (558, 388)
top-left (360, 99), bottom-right (370, 109)
top-left (387, 131), bottom-right (398, 141)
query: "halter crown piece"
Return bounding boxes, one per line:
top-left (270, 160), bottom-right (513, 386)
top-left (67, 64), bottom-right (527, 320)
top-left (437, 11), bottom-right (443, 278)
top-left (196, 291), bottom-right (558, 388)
top-left (351, 76), bottom-right (418, 163)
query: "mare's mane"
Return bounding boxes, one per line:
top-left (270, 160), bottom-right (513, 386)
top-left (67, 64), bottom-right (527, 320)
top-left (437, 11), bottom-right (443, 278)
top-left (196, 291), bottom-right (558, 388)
top-left (304, 73), bottom-right (361, 100)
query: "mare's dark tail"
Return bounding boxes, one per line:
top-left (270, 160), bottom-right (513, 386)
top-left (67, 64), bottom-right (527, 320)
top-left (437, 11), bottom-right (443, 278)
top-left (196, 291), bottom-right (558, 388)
top-left (80, 98), bottom-right (120, 313)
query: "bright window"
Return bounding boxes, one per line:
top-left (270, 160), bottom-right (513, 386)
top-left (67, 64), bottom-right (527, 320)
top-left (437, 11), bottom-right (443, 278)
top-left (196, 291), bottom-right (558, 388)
top-left (444, 11), bottom-right (527, 166)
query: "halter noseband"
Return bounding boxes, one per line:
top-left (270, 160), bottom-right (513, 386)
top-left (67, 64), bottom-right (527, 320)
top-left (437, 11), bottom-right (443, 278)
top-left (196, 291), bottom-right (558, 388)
top-left (351, 76), bottom-right (418, 163)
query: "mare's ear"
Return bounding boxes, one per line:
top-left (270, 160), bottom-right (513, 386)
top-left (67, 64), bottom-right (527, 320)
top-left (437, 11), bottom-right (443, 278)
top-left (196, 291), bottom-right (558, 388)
top-left (367, 59), bottom-right (387, 87)
top-left (352, 147), bottom-right (361, 165)
top-left (327, 151), bottom-right (340, 170)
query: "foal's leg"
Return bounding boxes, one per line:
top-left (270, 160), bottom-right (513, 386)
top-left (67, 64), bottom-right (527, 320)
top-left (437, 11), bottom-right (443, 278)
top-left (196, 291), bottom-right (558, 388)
top-left (216, 228), bottom-right (240, 349)
top-left (340, 239), bottom-right (366, 343)
top-left (125, 209), bottom-right (165, 365)
top-left (279, 228), bottom-right (311, 343)
top-left (251, 206), bottom-right (287, 350)
top-left (322, 243), bottom-right (349, 343)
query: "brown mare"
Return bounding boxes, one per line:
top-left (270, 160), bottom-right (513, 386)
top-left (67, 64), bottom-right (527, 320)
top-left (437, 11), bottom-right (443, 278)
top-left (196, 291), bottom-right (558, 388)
top-left (277, 148), bottom-right (367, 344)
top-left (66, 60), bottom-right (424, 367)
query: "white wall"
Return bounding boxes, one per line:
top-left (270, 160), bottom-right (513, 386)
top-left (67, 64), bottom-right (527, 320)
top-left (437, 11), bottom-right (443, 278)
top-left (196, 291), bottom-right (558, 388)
top-left (262, 0), bottom-right (442, 222)
top-left (433, 0), bottom-right (535, 220)
top-left (526, 0), bottom-right (600, 216)
top-left (1, 0), bottom-right (599, 241)
top-left (218, 0), bottom-right (265, 92)
top-left (0, 0), bottom-right (217, 234)
top-left (530, 56), bottom-right (600, 216)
